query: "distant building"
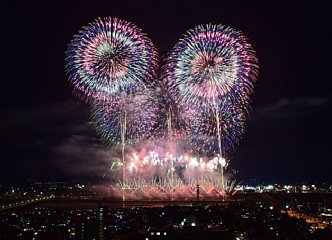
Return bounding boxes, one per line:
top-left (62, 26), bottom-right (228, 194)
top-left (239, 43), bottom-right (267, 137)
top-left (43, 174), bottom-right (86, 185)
top-left (97, 203), bottom-right (107, 240)
top-left (75, 219), bottom-right (98, 240)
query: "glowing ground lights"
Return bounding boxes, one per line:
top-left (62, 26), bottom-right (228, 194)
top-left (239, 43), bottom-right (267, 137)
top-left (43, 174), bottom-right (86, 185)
top-left (65, 17), bottom-right (259, 199)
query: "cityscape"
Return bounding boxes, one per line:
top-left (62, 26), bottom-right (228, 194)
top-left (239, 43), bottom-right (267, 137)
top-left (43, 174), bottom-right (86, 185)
top-left (1, 181), bottom-right (331, 239)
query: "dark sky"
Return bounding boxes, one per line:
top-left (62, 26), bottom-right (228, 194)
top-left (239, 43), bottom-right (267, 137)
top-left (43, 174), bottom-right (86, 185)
top-left (2, 0), bottom-right (331, 184)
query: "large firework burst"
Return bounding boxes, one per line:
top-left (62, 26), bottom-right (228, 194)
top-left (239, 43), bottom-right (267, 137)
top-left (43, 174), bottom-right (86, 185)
top-left (163, 23), bottom-right (258, 108)
top-left (65, 17), bottom-right (158, 102)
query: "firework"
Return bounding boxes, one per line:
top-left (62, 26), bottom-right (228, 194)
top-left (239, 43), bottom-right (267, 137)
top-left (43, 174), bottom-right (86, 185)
top-left (183, 100), bottom-right (247, 156)
top-left (163, 23), bottom-right (258, 108)
top-left (103, 149), bottom-right (238, 199)
top-left (92, 88), bottom-right (158, 146)
top-left (65, 17), bottom-right (158, 102)
top-left (152, 80), bottom-right (187, 142)
top-left (64, 20), bottom-right (259, 199)
top-left (162, 24), bottom-right (258, 158)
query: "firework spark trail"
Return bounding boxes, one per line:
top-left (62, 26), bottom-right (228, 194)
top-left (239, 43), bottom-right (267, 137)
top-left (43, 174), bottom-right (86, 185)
top-left (91, 87), bottom-right (158, 146)
top-left (102, 149), bottom-right (237, 192)
top-left (151, 81), bottom-right (187, 144)
top-left (65, 17), bottom-right (158, 103)
top-left (183, 99), bottom-right (247, 156)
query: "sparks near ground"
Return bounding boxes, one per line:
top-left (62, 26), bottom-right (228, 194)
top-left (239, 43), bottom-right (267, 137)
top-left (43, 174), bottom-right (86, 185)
top-left (65, 17), bottom-right (259, 200)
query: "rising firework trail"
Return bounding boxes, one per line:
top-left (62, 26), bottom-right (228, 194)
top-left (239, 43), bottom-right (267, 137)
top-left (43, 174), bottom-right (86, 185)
top-left (153, 80), bottom-right (188, 191)
top-left (92, 87), bottom-right (158, 200)
top-left (65, 17), bottom-right (158, 103)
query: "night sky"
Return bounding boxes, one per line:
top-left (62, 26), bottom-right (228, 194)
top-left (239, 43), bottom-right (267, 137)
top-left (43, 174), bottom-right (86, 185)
top-left (2, 1), bottom-right (331, 184)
